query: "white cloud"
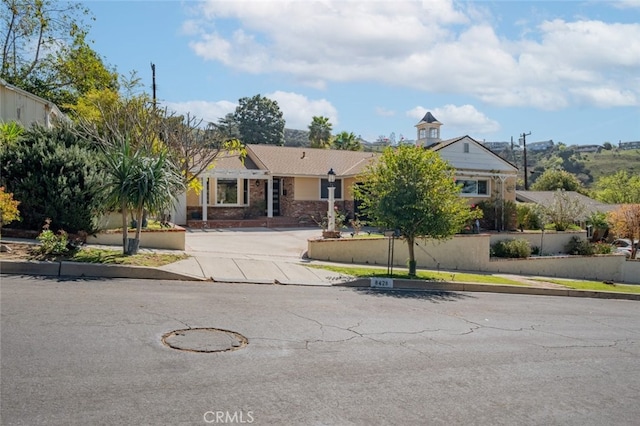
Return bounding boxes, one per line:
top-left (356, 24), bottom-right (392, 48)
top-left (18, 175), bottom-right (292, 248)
top-left (186, 1), bottom-right (640, 110)
top-left (161, 93), bottom-right (338, 130)
top-left (613, 0), bottom-right (640, 9)
top-left (266, 91), bottom-right (339, 129)
top-left (162, 100), bottom-right (237, 124)
top-left (407, 104), bottom-right (500, 134)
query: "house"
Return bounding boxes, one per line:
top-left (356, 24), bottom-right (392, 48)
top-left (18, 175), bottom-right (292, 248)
top-left (619, 140), bottom-right (640, 150)
top-left (0, 78), bottom-right (65, 128)
top-left (175, 112), bottom-right (519, 228)
top-left (177, 145), bottom-right (379, 227)
top-left (415, 112), bottom-right (518, 208)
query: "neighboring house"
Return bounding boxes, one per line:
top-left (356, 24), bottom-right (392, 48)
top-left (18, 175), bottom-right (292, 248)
top-left (515, 190), bottom-right (620, 224)
top-left (527, 140), bottom-right (554, 151)
top-left (619, 140), bottom-right (640, 150)
top-left (176, 112), bottom-right (519, 227)
top-left (0, 78), bottom-right (65, 128)
top-left (415, 113), bottom-right (518, 208)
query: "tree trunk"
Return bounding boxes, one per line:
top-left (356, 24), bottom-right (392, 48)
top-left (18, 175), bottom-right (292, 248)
top-left (129, 207), bottom-right (144, 255)
top-left (121, 201), bottom-right (128, 254)
top-left (407, 236), bottom-right (416, 276)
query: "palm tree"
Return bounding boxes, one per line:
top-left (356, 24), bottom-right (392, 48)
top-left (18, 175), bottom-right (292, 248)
top-left (126, 148), bottom-right (184, 254)
top-left (101, 140), bottom-right (184, 254)
top-left (100, 138), bottom-right (140, 253)
top-left (308, 116), bottom-right (333, 148)
top-left (332, 131), bottom-right (362, 151)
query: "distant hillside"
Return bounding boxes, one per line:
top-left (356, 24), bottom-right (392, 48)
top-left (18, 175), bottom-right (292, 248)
top-left (488, 144), bottom-right (640, 189)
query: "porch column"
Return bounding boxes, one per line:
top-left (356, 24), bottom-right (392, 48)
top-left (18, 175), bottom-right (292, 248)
top-left (201, 177), bottom-right (208, 221)
top-left (267, 177), bottom-right (273, 218)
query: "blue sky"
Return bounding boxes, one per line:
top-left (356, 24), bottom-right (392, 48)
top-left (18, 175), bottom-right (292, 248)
top-left (84, 0), bottom-right (639, 145)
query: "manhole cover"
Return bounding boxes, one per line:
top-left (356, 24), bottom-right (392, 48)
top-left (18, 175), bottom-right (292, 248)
top-left (162, 328), bottom-right (248, 353)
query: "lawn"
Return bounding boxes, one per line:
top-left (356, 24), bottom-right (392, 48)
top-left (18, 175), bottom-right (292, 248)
top-left (531, 278), bottom-right (640, 294)
top-left (309, 264), bottom-right (527, 286)
top-left (70, 248), bottom-right (188, 267)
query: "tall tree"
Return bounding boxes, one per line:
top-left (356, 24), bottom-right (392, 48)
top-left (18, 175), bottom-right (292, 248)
top-left (594, 170), bottom-right (640, 204)
top-left (332, 131), bottom-right (362, 151)
top-left (233, 94), bottom-right (285, 145)
top-left (530, 169), bottom-right (583, 192)
top-left (159, 113), bottom-right (244, 193)
top-left (308, 116), bottom-right (332, 149)
top-left (1, 0), bottom-right (118, 109)
top-left (74, 93), bottom-right (186, 254)
top-left (354, 145), bottom-right (473, 276)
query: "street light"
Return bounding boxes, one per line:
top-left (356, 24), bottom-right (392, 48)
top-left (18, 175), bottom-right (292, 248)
top-left (327, 168), bottom-right (336, 232)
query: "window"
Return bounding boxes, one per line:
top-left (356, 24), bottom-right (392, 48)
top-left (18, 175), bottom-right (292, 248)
top-left (429, 128), bottom-right (439, 138)
top-left (458, 179), bottom-right (489, 196)
top-left (463, 142), bottom-right (469, 153)
top-left (216, 178), bottom-right (238, 204)
top-left (320, 178), bottom-right (342, 199)
top-left (419, 129), bottom-right (426, 139)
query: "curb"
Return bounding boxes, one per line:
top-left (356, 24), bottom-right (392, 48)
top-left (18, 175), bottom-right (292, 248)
top-left (0, 259), bottom-right (208, 281)
top-left (336, 278), bottom-right (640, 301)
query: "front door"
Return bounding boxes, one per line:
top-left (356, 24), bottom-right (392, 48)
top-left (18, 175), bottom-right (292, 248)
top-left (266, 178), bottom-right (281, 216)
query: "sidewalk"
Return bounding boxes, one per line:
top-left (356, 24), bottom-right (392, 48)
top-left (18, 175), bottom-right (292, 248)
top-left (1, 229), bottom-right (639, 300)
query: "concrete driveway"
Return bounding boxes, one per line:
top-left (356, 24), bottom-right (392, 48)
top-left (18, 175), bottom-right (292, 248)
top-left (184, 227), bottom-right (321, 260)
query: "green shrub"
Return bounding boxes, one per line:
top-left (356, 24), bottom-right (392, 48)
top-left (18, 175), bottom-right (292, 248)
top-left (593, 242), bottom-right (613, 255)
top-left (491, 238), bottom-right (532, 258)
top-left (564, 236), bottom-right (594, 255)
top-left (516, 203), bottom-right (542, 230)
top-left (0, 124), bottom-right (106, 233)
top-left (36, 219), bottom-right (76, 256)
top-left (565, 236), bottom-right (613, 256)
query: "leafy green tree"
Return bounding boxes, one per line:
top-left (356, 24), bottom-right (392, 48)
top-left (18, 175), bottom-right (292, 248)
top-left (332, 131), bottom-right (362, 151)
top-left (308, 116), bottom-right (332, 148)
top-left (0, 0), bottom-right (118, 109)
top-left (530, 169), bottom-right (583, 192)
top-left (233, 94), bottom-right (285, 145)
top-left (594, 170), bottom-right (640, 204)
top-left (0, 124), bottom-right (105, 233)
top-left (354, 145), bottom-right (473, 276)
top-left (212, 113), bottom-right (241, 143)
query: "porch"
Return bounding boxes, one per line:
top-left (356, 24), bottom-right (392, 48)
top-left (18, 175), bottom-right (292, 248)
top-left (186, 216), bottom-right (315, 229)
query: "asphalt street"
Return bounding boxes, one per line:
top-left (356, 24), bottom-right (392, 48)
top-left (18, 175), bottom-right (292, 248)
top-left (1, 276), bottom-right (639, 425)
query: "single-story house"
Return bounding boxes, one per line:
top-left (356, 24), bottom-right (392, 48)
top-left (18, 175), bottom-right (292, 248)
top-left (0, 78), bottom-right (65, 128)
top-left (515, 191), bottom-right (619, 219)
top-left (173, 113), bottom-right (519, 228)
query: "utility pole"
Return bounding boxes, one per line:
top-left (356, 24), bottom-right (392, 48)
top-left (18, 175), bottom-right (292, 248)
top-left (151, 62), bottom-right (157, 109)
top-left (520, 132), bottom-right (531, 190)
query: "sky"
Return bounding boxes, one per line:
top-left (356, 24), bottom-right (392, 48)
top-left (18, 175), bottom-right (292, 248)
top-left (83, 0), bottom-right (640, 145)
